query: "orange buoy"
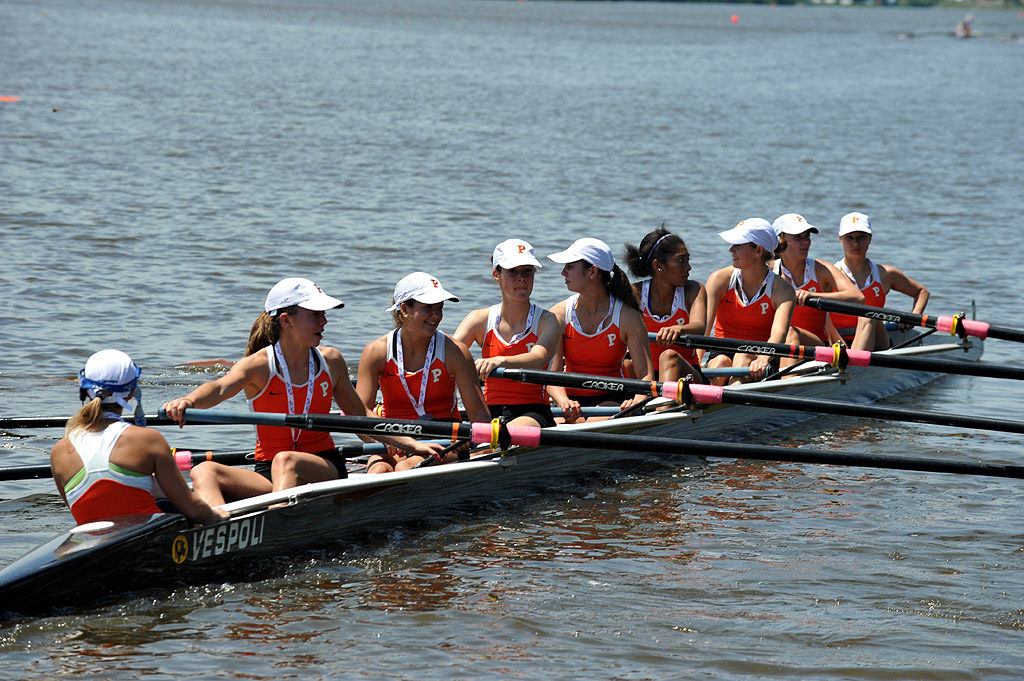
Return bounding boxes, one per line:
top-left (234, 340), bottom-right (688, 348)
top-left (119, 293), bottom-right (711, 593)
top-left (0, 96), bottom-right (20, 103)
top-left (730, 14), bottom-right (739, 24)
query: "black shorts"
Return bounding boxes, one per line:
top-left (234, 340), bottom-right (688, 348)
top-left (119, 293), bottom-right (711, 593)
top-left (568, 392), bottom-right (632, 408)
top-left (703, 349), bottom-right (734, 364)
top-left (254, 447), bottom-right (349, 481)
top-left (489, 403), bottom-right (556, 428)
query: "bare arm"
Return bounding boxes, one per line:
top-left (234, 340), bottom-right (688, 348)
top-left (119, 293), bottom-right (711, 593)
top-left (451, 308), bottom-right (487, 350)
top-left (448, 337), bottom-right (491, 424)
top-left (163, 352), bottom-right (268, 423)
top-left (811, 260), bottom-right (866, 305)
top-left (768, 279), bottom-right (796, 344)
top-left (544, 300), bottom-right (581, 422)
top-left (355, 337), bottom-right (388, 413)
top-left (142, 429), bottom-right (226, 525)
top-left (703, 268), bottom-right (731, 336)
top-left (883, 265), bottom-right (929, 314)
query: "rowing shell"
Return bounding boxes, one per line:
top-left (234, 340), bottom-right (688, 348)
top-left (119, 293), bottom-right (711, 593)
top-left (0, 328), bottom-right (983, 617)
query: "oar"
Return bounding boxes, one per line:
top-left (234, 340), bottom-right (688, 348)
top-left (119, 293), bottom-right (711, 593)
top-left (662, 334), bottom-right (1024, 381)
top-left (490, 367), bottom-right (1024, 436)
top-left (0, 414), bottom-right (179, 429)
top-left (803, 297), bottom-right (1024, 343)
top-left (168, 408), bottom-right (1024, 481)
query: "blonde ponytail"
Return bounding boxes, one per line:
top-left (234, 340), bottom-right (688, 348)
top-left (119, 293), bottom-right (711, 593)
top-left (64, 396), bottom-right (107, 437)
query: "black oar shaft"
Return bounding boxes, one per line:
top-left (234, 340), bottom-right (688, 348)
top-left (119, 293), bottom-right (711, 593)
top-left (707, 389), bottom-right (1024, 436)
top-left (530, 427), bottom-right (1024, 481)
top-left (0, 415), bottom-right (178, 429)
top-left (0, 465), bottom-right (52, 481)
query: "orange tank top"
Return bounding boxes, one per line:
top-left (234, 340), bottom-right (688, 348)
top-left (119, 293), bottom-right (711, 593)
top-left (831, 259), bottom-right (887, 336)
top-left (380, 330), bottom-right (460, 420)
top-left (639, 279), bottom-right (698, 367)
top-left (713, 269), bottom-right (777, 342)
top-left (562, 294), bottom-right (626, 397)
top-left (482, 303), bottom-right (547, 406)
top-left (249, 345), bottom-right (336, 462)
top-left (773, 259), bottom-right (828, 341)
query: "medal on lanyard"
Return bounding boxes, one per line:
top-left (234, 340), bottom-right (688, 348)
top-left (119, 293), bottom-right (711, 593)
top-left (395, 331), bottom-right (436, 419)
top-left (273, 342), bottom-right (316, 447)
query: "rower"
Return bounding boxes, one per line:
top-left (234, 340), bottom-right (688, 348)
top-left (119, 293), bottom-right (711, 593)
top-left (546, 237), bottom-right (653, 422)
top-left (831, 212), bottom-right (930, 351)
top-left (770, 213), bottom-right (865, 354)
top-left (452, 239), bottom-right (561, 428)
top-left (51, 349), bottom-right (225, 526)
top-left (704, 218), bottom-right (795, 384)
top-left (357, 272), bottom-right (490, 473)
top-left (163, 278), bottom-right (442, 505)
top-left (624, 227), bottom-right (707, 383)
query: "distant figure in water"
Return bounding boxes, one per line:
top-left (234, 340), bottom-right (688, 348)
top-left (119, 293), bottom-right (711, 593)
top-left (955, 15), bottom-right (974, 40)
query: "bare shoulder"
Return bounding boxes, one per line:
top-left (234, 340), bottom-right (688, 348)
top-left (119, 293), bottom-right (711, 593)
top-left (122, 424), bottom-right (169, 452)
top-left (549, 297), bottom-right (569, 320)
top-left (50, 437), bottom-right (73, 459)
top-left (773, 274), bottom-right (796, 301)
top-left (706, 266), bottom-right (732, 289)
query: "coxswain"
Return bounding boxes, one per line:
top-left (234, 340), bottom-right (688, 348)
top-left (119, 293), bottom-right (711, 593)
top-left (52, 349), bottom-right (226, 526)
top-left (163, 278), bottom-right (442, 504)
top-left (357, 272), bottom-right (490, 472)
top-left (831, 212), bottom-right (929, 350)
top-left (623, 227), bottom-right (707, 383)
top-left (546, 237), bottom-right (653, 422)
top-left (704, 218), bottom-right (795, 384)
top-left (453, 239), bottom-right (561, 428)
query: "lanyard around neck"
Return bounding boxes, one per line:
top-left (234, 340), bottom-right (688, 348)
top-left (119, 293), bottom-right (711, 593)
top-left (273, 342), bottom-right (316, 446)
top-left (496, 303), bottom-right (536, 346)
top-left (395, 330), bottom-right (436, 419)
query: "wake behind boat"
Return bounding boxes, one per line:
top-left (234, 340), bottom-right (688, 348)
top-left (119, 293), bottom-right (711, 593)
top-left (0, 326), bottom-right (989, 618)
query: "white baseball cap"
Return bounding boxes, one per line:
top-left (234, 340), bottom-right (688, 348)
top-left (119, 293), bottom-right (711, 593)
top-left (718, 218), bottom-right (779, 252)
top-left (839, 212), bottom-right (872, 236)
top-left (772, 213), bottom-right (819, 236)
top-left (264, 278), bottom-right (344, 316)
top-left (389, 272), bottom-right (460, 312)
top-left (547, 237), bottom-right (615, 272)
top-left (492, 238), bottom-right (543, 270)
top-left (78, 349), bottom-right (146, 424)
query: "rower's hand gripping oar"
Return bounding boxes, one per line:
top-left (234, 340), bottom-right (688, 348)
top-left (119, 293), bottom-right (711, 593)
top-left (803, 297), bottom-right (1024, 344)
top-left (165, 407), bottom-right (1024, 481)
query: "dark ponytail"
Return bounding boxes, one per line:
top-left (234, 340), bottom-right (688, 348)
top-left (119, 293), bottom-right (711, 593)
top-left (601, 265), bottom-right (640, 310)
top-left (623, 226), bottom-right (684, 279)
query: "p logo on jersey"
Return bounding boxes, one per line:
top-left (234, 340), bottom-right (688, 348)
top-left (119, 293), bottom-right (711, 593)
top-left (607, 333), bottom-right (617, 348)
top-left (432, 368), bottom-right (443, 383)
top-left (761, 302), bottom-right (770, 315)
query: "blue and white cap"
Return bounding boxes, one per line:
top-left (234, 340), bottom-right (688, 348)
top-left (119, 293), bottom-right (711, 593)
top-left (78, 349), bottom-right (145, 425)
